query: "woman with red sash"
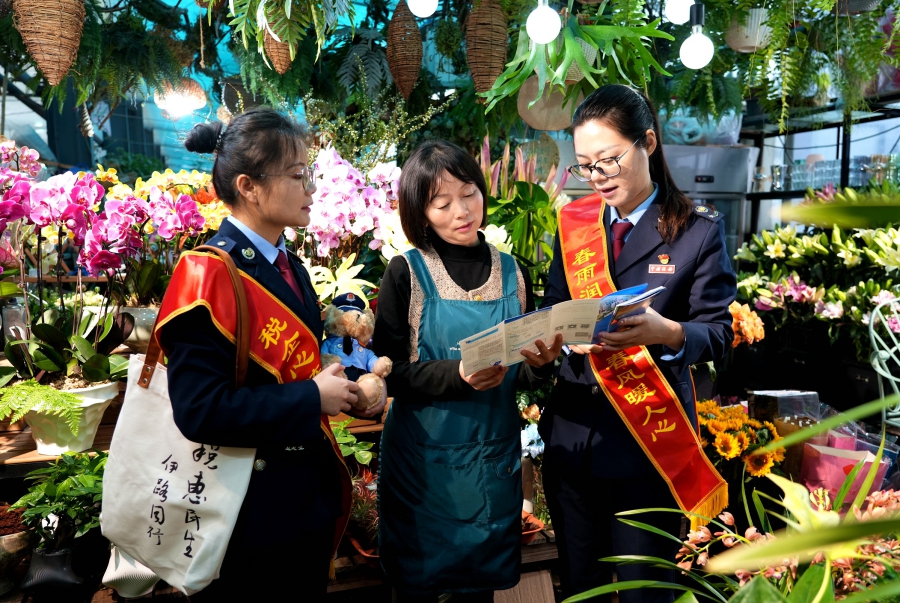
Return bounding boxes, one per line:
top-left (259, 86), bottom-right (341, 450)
top-left (373, 141), bottom-right (562, 602)
top-left (155, 108), bottom-right (381, 601)
top-left (539, 85), bottom-right (736, 602)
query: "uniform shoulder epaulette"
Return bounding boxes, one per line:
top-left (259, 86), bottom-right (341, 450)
top-left (207, 237), bottom-right (236, 253)
top-left (693, 205), bottom-right (722, 221)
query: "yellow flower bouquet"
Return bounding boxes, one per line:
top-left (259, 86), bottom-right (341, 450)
top-left (697, 400), bottom-right (786, 482)
top-left (729, 301), bottom-right (765, 347)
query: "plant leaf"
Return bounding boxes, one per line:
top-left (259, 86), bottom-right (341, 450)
top-left (729, 576), bottom-right (789, 603)
top-left (81, 355), bottom-right (111, 383)
top-left (707, 518), bottom-right (900, 572)
top-left (786, 562), bottom-right (834, 603)
top-left (562, 580), bottom-right (707, 603)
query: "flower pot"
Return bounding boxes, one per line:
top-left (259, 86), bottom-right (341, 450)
top-left (521, 510), bottom-right (544, 544)
top-left (19, 548), bottom-right (83, 599)
top-left (24, 381), bottom-right (118, 455)
top-left (122, 306), bottom-right (159, 354)
top-left (101, 546), bottom-right (159, 599)
top-left (724, 9), bottom-right (772, 53)
top-left (517, 75), bottom-right (583, 131)
top-left (0, 531), bottom-right (33, 596)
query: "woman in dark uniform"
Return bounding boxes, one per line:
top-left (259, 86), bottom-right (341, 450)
top-left (540, 85), bottom-right (736, 603)
top-left (373, 140), bottom-right (562, 602)
top-left (156, 108), bottom-right (382, 601)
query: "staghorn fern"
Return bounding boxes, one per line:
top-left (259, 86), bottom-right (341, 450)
top-left (0, 381), bottom-right (83, 436)
top-left (336, 29), bottom-right (392, 97)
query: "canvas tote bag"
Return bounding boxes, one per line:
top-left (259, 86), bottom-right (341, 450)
top-left (101, 245), bottom-right (255, 596)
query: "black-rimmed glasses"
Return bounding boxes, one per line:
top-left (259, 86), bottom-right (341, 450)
top-left (258, 165), bottom-right (318, 192)
top-left (567, 137), bottom-right (642, 182)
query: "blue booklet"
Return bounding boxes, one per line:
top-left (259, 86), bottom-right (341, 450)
top-left (592, 284), bottom-right (666, 342)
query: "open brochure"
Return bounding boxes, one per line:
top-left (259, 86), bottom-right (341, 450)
top-left (459, 284), bottom-right (665, 375)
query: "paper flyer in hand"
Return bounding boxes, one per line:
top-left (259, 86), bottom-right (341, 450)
top-left (458, 284), bottom-right (665, 375)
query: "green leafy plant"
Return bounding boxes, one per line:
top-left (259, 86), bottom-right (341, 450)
top-left (10, 451), bottom-right (107, 552)
top-left (484, 0), bottom-right (673, 112)
top-left (478, 136), bottom-right (567, 290)
top-left (330, 418), bottom-right (375, 466)
top-left (3, 311), bottom-right (132, 386)
top-left (0, 381), bottom-right (84, 435)
top-left (562, 396), bottom-right (900, 603)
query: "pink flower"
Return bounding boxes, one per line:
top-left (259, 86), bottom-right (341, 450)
top-left (28, 172), bottom-right (77, 227)
top-left (872, 290), bottom-right (898, 307)
top-left (676, 560), bottom-right (692, 572)
top-left (722, 536), bottom-right (737, 547)
top-left (735, 569), bottom-right (753, 587)
top-left (175, 195), bottom-right (205, 236)
top-left (87, 249), bottom-right (122, 276)
top-left (60, 204), bottom-right (92, 245)
top-left (718, 512), bottom-right (735, 526)
top-left (696, 552), bottom-right (708, 566)
top-left (745, 527), bottom-right (762, 541)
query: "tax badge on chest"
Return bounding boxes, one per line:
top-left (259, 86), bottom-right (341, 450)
top-left (649, 254), bottom-right (675, 274)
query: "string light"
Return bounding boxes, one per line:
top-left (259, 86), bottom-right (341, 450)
top-left (664, 0), bottom-right (693, 25)
top-left (154, 78), bottom-right (208, 120)
top-left (679, 3), bottom-right (714, 70)
top-left (526, 0), bottom-right (561, 45)
top-left (407, 0), bottom-right (438, 18)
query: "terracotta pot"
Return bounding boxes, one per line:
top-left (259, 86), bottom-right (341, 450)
top-left (521, 510), bottom-right (544, 544)
top-left (24, 381), bottom-right (118, 455)
top-left (724, 9), bottom-right (772, 53)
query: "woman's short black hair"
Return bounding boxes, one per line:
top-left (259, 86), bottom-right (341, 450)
top-left (398, 140), bottom-right (489, 249)
top-left (184, 107), bottom-right (307, 207)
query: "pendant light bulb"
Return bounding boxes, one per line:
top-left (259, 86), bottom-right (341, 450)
top-left (680, 25), bottom-right (714, 69)
top-left (663, 0), bottom-right (693, 25)
top-left (526, 0), bottom-right (561, 45)
top-left (407, 0), bottom-right (438, 19)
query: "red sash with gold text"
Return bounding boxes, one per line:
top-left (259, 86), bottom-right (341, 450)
top-left (154, 251), bottom-right (352, 558)
top-left (559, 195), bottom-right (727, 528)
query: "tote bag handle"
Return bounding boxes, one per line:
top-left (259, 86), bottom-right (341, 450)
top-left (138, 245), bottom-right (250, 390)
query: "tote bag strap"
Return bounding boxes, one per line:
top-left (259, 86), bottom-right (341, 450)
top-left (138, 245), bottom-right (250, 390)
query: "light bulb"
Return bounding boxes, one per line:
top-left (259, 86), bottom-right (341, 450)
top-left (680, 25), bottom-right (714, 69)
top-left (526, 0), bottom-right (561, 45)
top-left (407, 0), bottom-right (438, 18)
top-left (664, 0), bottom-right (693, 25)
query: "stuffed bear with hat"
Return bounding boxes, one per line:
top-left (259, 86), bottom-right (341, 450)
top-left (320, 292), bottom-right (392, 412)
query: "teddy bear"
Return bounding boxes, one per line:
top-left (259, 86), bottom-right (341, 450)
top-left (320, 292), bottom-right (392, 412)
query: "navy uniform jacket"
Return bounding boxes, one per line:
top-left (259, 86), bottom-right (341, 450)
top-left (158, 220), bottom-right (343, 547)
top-left (539, 200), bottom-right (736, 478)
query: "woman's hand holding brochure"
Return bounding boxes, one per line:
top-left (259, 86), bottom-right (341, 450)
top-left (458, 285), bottom-right (665, 375)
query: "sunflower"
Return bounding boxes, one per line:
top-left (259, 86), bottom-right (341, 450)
top-left (772, 447), bottom-right (786, 463)
top-left (714, 432), bottom-right (742, 460)
top-left (745, 451), bottom-right (775, 477)
top-left (706, 420), bottom-right (728, 435)
top-left (734, 431), bottom-right (750, 453)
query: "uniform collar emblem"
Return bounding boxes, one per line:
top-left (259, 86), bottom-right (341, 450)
top-left (658, 254), bottom-right (670, 265)
top-left (242, 248), bottom-right (256, 260)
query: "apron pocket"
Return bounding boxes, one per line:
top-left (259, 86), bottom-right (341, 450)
top-left (417, 442), bottom-right (487, 522)
top-left (483, 435), bottom-right (522, 521)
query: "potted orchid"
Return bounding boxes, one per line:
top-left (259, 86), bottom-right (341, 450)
top-left (0, 140), bottom-right (216, 454)
top-left (296, 146), bottom-right (401, 307)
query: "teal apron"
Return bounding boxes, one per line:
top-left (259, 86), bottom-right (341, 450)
top-left (379, 248), bottom-right (523, 595)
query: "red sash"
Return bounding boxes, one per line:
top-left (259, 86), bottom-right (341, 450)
top-left (155, 251), bottom-right (352, 559)
top-left (558, 195), bottom-right (727, 529)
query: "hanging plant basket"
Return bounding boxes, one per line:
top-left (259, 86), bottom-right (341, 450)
top-left (194, 0), bottom-right (225, 9)
top-left (12, 0), bottom-right (85, 86)
top-left (387, 1), bottom-right (423, 99)
top-left (724, 8), bottom-right (773, 53)
top-left (517, 76), bottom-right (582, 131)
top-left (465, 0), bottom-right (507, 94)
top-left (834, 0), bottom-right (880, 14)
top-left (0, 0), bottom-right (12, 20)
top-left (561, 37), bottom-right (598, 85)
top-left (264, 31), bottom-right (293, 75)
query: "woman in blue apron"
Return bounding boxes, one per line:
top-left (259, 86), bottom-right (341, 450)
top-left (372, 140), bottom-right (562, 602)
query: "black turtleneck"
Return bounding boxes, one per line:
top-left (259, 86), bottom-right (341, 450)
top-left (372, 229), bottom-right (551, 402)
